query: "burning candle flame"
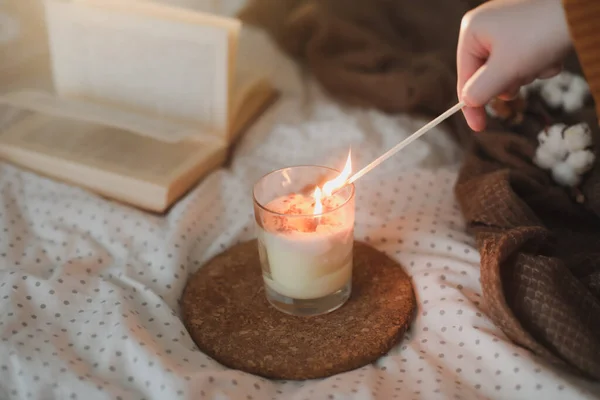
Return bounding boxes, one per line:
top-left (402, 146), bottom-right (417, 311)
top-left (313, 186), bottom-right (323, 215)
top-left (313, 150), bottom-right (352, 215)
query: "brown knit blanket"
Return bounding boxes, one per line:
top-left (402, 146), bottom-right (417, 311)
top-left (238, 0), bottom-right (600, 380)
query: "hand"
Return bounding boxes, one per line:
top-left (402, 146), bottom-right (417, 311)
top-left (457, 0), bottom-right (573, 131)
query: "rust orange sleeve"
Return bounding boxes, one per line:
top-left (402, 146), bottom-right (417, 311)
top-left (562, 0), bottom-right (600, 118)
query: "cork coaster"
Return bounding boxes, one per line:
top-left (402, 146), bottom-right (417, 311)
top-left (180, 240), bottom-right (416, 380)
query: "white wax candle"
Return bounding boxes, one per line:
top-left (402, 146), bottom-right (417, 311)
top-left (257, 193), bottom-right (354, 300)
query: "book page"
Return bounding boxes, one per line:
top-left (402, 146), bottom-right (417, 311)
top-left (0, 112), bottom-right (225, 186)
top-left (44, 0), bottom-right (240, 136)
top-left (225, 26), bottom-right (279, 141)
top-left (0, 0), bottom-right (49, 73)
top-left (230, 26), bottom-right (270, 110)
top-left (0, 90), bottom-right (212, 143)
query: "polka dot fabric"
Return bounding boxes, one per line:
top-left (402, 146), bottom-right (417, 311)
top-left (2, 13), bottom-right (600, 400)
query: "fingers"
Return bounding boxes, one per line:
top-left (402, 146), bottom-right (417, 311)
top-left (463, 106), bottom-right (487, 132)
top-left (463, 57), bottom-right (564, 105)
top-left (462, 52), bottom-right (517, 109)
top-left (457, 14), bottom-right (489, 132)
top-left (462, 60), bottom-right (563, 131)
top-left (456, 50), bottom-right (485, 103)
top-left (475, 62), bottom-right (563, 103)
top-left (455, 1), bottom-right (569, 133)
top-left (460, 53), bottom-right (517, 132)
top-left (497, 84), bottom-right (521, 101)
top-left (456, 14), bottom-right (486, 102)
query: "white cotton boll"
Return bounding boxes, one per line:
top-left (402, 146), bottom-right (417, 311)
top-left (540, 83), bottom-right (564, 109)
top-left (564, 76), bottom-right (591, 112)
top-left (534, 147), bottom-right (561, 170)
top-left (537, 71), bottom-right (590, 113)
top-left (551, 162), bottom-right (581, 187)
top-left (538, 124), bottom-right (568, 159)
top-left (557, 72), bottom-right (574, 84)
top-left (553, 72), bottom-right (576, 90)
top-left (565, 150), bottom-right (595, 175)
top-left (563, 123), bottom-right (592, 152)
top-left (545, 123), bottom-right (568, 138)
top-left (571, 74), bottom-right (591, 95)
top-left (539, 73), bottom-right (571, 107)
top-left (537, 130), bottom-right (548, 145)
top-left (563, 92), bottom-right (586, 113)
top-left (536, 120), bottom-right (595, 187)
top-left (534, 125), bottom-right (569, 170)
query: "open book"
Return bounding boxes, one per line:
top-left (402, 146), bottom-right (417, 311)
top-left (0, 0), bottom-right (52, 90)
top-left (0, 0), bottom-right (278, 212)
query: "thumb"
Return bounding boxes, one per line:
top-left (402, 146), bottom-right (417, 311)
top-left (461, 56), bottom-right (516, 107)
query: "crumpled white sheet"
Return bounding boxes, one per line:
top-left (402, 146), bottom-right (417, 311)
top-left (2, 3), bottom-right (600, 400)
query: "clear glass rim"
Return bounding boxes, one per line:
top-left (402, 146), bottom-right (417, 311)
top-left (253, 165), bottom-right (356, 218)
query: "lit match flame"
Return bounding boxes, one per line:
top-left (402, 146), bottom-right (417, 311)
top-left (313, 150), bottom-right (352, 215)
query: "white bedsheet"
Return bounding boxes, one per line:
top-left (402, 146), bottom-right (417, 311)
top-left (2, 3), bottom-right (600, 400)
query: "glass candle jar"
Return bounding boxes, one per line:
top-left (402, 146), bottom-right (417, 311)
top-left (253, 165), bottom-right (355, 317)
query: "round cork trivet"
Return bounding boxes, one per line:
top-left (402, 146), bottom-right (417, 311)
top-left (180, 240), bottom-right (416, 380)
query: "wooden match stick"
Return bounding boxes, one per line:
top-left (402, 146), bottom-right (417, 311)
top-left (344, 101), bottom-right (465, 187)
